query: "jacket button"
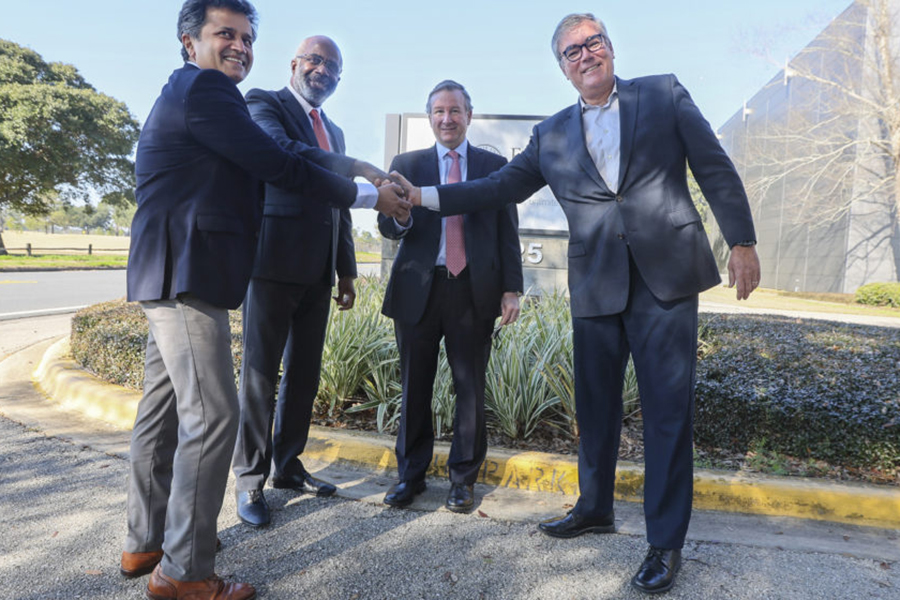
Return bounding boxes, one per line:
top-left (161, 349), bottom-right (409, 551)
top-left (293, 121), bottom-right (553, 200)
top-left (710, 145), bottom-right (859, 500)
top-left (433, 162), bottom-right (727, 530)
top-left (617, 233), bottom-right (626, 240)
top-left (616, 195), bottom-right (623, 202)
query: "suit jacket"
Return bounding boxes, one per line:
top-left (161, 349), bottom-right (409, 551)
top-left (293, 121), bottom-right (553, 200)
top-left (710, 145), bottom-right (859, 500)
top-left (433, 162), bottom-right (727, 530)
top-left (246, 87), bottom-right (356, 285)
top-left (380, 144), bottom-right (523, 325)
top-left (438, 75), bottom-right (756, 318)
top-left (127, 65), bottom-right (359, 309)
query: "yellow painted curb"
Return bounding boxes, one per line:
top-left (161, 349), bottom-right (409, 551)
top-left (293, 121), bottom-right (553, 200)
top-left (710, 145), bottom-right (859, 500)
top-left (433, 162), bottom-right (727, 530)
top-left (32, 337), bottom-right (900, 529)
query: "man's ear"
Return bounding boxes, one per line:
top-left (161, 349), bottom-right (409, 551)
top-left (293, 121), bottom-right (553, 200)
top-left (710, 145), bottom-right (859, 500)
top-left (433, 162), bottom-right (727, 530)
top-left (182, 33), bottom-right (195, 61)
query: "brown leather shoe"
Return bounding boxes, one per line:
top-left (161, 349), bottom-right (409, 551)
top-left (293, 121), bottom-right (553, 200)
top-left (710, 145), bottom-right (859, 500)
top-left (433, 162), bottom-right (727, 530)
top-left (120, 550), bottom-right (163, 578)
top-left (146, 564), bottom-right (256, 600)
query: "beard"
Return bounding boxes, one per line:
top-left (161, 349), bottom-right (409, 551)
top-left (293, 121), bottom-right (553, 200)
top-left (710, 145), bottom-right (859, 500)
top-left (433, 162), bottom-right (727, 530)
top-left (294, 72), bottom-right (337, 106)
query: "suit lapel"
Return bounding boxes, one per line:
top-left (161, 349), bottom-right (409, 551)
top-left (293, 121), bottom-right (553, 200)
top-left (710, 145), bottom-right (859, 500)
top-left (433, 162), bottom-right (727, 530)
top-left (565, 104), bottom-right (607, 191)
top-left (320, 111), bottom-right (345, 154)
top-left (616, 77), bottom-right (639, 190)
top-left (277, 87), bottom-right (317, 145)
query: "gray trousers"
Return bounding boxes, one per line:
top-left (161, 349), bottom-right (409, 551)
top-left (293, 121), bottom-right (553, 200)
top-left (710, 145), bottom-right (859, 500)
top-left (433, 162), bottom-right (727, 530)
top-left (125, 295), bottom-right (238, 581)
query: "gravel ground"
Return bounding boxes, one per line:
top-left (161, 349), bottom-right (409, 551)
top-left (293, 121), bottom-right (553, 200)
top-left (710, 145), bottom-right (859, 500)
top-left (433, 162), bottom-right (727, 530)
top-left (0, 416), bottom-right (896, 600)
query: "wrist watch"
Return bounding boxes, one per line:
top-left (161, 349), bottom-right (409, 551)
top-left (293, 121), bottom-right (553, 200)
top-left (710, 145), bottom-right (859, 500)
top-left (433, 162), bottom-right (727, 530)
top-left (734, 240), bottom-right (756, 247)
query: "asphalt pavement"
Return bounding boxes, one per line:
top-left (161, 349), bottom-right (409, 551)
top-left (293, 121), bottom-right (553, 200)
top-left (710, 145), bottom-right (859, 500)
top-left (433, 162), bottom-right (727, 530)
top-left (0, 312), bottom-right (899, 599)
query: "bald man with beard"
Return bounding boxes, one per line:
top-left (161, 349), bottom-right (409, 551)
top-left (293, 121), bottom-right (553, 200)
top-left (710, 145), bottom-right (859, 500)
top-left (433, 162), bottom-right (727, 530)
top-left (231, 35), bottom-right (357, 527)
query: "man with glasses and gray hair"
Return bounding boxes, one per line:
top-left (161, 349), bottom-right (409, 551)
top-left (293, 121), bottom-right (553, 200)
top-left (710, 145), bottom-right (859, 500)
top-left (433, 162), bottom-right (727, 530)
top-left (231, 35), bottom-right (358, 527)
top-left (393, 13), bottom-right (760, 594)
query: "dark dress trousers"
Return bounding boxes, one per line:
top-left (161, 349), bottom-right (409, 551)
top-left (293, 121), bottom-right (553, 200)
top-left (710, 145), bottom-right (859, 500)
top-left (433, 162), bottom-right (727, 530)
top-left (232, 87), bottom-right (357, 491)
top-left (436, 75), bottom-right (756, 549)
top-left (380, 144), bottom-right (523, 485)
top-left (124, 65), bottom-right (360, 581)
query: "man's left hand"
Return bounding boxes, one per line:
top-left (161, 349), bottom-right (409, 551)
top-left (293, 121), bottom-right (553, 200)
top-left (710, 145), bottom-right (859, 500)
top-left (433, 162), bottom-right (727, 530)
top-left (728, 245), bottom-right (761, 301)
top-left (334, 276), bottom-right (356, 311)
top-left (498, 292), bottom-right (521, 326)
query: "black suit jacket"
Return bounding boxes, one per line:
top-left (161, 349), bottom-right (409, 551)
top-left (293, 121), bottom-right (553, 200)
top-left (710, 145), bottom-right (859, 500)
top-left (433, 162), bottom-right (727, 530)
top-left (380, 144), bottom-right (523, 325)
top-left (127, 65), bottom-right (359, 309)
top-left (246, 87), bottom-right (355, 285)
top-left (437, 75), bottom-right (756, 318)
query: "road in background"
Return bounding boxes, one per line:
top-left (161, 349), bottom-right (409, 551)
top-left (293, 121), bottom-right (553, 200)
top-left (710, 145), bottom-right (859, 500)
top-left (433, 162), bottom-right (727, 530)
top-left (0, 270), bottom-right (126, 319)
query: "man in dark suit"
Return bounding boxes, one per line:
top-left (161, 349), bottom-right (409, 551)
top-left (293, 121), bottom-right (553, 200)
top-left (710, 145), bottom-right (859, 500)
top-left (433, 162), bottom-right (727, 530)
top-left (231, 35), bottom-right (358, 527)
top-left (396, 15), bottom-right (760, 594)
top-left (121, 2), bottom-right (408, 598)
top-left (380, 80), bottom-right (523, 513)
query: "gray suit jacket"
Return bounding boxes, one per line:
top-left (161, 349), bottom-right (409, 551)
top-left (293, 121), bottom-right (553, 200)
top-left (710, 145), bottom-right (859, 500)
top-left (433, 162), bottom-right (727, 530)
top-left (438, 74), bottom-right (755, 318)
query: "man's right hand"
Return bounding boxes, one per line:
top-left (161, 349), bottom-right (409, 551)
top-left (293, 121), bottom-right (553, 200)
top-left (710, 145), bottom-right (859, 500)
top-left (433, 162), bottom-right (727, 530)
top-left (390, 171), bottom-right (421, 206)
top-left (374, 182), bottom-right (411, 221)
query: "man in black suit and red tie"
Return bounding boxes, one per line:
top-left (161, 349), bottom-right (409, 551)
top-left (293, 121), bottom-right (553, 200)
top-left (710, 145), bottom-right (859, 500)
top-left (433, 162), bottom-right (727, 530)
top-left (395, 14), bottom-right (760, 594)
top-left (231, 35), bottom-right (358, 527)
top-left (379, 80), bottom-right (523, 513)
top-left (120, 2), bottom-right (408, 598)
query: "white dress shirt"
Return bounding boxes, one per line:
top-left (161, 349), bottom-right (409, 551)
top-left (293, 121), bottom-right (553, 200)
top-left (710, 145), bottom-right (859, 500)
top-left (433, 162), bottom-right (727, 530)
top-left (581, 83), bottom-right (620, 193)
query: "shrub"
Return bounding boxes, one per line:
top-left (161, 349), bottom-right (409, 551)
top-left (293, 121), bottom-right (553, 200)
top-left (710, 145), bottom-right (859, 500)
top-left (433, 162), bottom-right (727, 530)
top-left (855, 282), bottom-right (900, 307)
top-left (695, 314), bottom-right (900, 475)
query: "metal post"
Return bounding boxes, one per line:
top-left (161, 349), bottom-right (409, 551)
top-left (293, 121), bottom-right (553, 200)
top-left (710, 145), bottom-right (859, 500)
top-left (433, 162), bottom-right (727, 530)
top-left (27, 243), bottom-right (32, 256)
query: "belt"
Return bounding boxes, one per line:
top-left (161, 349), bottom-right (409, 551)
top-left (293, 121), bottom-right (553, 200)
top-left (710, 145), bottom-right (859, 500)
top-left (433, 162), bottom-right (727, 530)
top-left (434, 265), bottom-right (468, 280)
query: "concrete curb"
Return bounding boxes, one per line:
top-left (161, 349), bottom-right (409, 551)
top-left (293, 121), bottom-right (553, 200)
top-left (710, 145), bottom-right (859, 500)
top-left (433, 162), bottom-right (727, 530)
top-left (34, 337), bottom-right (900, 529)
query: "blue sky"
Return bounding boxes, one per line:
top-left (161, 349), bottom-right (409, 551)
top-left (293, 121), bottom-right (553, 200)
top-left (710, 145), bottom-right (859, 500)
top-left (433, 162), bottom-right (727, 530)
top-left (2, 0), bottom-right (853, 231)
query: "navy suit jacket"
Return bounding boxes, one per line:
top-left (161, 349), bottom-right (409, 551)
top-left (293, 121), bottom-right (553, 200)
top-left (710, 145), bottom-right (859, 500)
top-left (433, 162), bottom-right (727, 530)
top-left (247, 87), bottom-right (356, 285)
top-left (438, 75), bottom-right (756, 318)
top-left (380, 144), bottom-right (523, 325)
top-left (127, 65), bottom-right (358, 309)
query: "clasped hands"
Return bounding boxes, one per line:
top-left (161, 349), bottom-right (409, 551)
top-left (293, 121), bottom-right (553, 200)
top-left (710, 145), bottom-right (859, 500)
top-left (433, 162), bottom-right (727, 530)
top-left (353, 161), bottom-right (413, 221)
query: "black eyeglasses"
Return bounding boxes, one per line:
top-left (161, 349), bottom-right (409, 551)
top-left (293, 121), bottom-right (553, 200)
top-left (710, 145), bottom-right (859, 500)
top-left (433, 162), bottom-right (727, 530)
top-left (297, 53), bottom-right (342, 76)
top-left (559, 34), bottom-right (609, 63)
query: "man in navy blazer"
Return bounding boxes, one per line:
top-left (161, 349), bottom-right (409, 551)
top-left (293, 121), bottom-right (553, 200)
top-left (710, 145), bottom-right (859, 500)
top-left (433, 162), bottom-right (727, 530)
top-left (379, 81), bottom-right (523, 513)
top-left (397, 14), bottom-right (760, 595)
top-left (231, 35), bottom-right (359, 526)
top-left (122, 2), bottom-right (408, 598)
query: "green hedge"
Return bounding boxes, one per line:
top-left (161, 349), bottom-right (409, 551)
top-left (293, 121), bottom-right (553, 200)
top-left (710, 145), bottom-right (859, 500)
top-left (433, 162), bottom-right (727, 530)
top-left (695, 314), bottom-right (900, 475)
top-left (70, 279), bottom-right (899, 479)
top-left (855, 282), bottom-right (900, 308)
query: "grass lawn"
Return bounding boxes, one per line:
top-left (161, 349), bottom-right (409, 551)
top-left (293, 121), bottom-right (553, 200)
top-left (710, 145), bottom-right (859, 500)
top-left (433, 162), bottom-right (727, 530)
top-left (700, 283), bottom-right (900, 319)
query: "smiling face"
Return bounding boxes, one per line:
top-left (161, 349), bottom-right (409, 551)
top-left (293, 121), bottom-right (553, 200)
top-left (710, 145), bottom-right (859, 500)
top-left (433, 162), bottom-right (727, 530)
top-left (290, 36), bottom-right (342, 106)
top-left (428, 89), bottom-right (471, 150)
top-left (182, 7), bottom-right (254, 83)
top-left (557, 21), bottom-right (615, 105)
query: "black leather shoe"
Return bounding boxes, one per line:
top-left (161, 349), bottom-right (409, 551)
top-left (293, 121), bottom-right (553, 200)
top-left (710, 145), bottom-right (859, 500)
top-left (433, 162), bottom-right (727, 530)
top-left (272, 471), bottom-right (337, 497)
top-left (538, 510), bottom-right (616, 538)
top-left (236, 489), bottom-right (270, 527)
top-left (383, 480), bottom-right (426, 508)
top-left (446, 483), bottom-right (475, 513)
top-left (631, 546), bottom-right (682, 594)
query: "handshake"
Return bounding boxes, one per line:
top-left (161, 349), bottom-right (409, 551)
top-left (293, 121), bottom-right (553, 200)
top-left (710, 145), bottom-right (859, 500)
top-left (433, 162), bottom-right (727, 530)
top-left (353, 162), bottom-right (422, 222)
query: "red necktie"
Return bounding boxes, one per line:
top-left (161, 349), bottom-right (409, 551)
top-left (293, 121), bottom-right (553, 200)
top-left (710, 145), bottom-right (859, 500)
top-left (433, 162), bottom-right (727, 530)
top-left (445, 150), bottom-right (466, 276)
top-left (310, 108), bottom-right (331, 151)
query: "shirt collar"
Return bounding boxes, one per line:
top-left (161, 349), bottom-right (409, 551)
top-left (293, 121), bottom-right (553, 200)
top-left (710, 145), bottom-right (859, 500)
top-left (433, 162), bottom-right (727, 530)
top-left (287, 82), bottom-right (322, 117)
top-left (580, 81), bottom-right (619, 113)
top-left (436, 139), bottom-right (469, 160)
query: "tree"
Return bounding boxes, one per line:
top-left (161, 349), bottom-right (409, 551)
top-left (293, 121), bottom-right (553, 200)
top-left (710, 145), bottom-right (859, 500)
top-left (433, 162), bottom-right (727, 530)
top-left (722, 1), bottom-right (900, 292)
top-left (0, 39), bottom-right (140, 253)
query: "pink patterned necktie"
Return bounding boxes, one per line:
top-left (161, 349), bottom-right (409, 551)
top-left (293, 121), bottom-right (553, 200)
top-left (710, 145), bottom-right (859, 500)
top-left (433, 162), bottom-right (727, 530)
top-left (310, 108), bottom-right (331, 151)
top-left (444, 150), bottom-right (466, 276)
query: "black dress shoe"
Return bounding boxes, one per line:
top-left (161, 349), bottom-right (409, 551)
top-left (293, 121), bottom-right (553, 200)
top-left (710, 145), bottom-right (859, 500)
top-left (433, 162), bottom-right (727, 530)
top-left (446, 483), bottom-right (475, 513)
top-left (272, 471), bottom-right (337, 497)
top-left (631, 546), bottom-right (682, 594)
top-left (236, 489), bottom-right (270, 527)
top-left (383, 480), bottom-right (426, 507)
top-left (538, 510), bottom-right (616, 538)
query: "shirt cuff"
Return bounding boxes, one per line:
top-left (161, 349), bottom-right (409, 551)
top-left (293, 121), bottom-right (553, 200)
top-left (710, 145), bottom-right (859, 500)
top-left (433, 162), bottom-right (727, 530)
top-left (421, 186), bottom-right (440, 211)
top-left (351, 182), bottom-right (378, 209)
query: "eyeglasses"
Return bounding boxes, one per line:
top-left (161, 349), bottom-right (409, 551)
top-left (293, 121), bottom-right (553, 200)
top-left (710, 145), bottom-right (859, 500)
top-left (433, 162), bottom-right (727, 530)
top-left (296, 53), bottom-right (342, 76)
top-left (559, 34), bottom-right (609, 63)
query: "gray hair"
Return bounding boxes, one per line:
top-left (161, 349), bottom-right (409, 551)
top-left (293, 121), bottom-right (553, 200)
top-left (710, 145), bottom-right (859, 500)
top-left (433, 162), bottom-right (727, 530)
top-left (426, 80), bottom-right (473, 114)
top-left (550, 13), bottom-right (610, 61)
top-left (177, 0), bottom-right (259, 61)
